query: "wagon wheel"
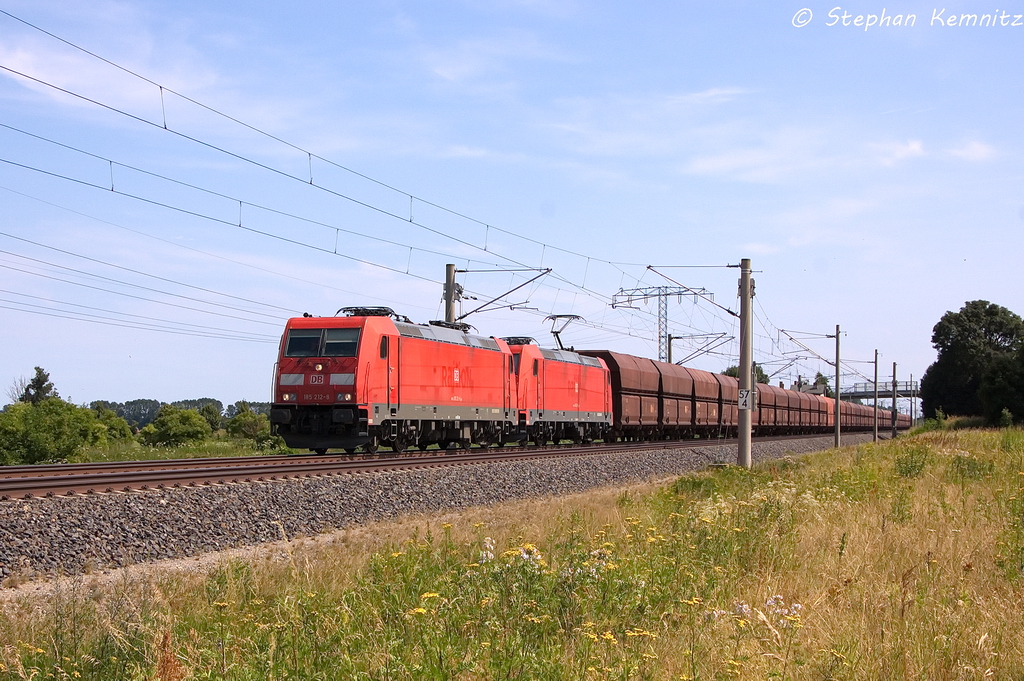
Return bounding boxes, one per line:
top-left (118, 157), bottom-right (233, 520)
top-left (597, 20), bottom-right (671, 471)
top-left (457, 439), bottom-right (472, 451)
top-left (437, 440), bottom-right (451, 452)
top-left (314, 448), bottom-right (328, 455)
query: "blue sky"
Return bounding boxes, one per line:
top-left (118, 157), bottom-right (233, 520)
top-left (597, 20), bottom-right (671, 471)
top-left (1, 1), bottom-right (1021, 407)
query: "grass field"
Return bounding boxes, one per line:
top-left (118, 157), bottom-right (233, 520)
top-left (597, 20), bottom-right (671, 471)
top-left (3, 429), bottom-right (1024, 679)
top-left (67, 437), bottom-right (272, 464)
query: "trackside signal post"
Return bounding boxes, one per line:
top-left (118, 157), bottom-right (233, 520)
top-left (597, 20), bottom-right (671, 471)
top-left (737, 258), bottom-right (753, 468)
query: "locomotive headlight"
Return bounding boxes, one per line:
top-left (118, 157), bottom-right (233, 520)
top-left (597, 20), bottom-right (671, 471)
top-left (337, 393), bottom-right (353, 402)
top-left (315, 363), bottom-right (323, 371)
top-left (282, 393), bottom-right (297, 402)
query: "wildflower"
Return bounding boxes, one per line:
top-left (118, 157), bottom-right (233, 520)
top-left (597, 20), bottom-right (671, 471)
top-left (441, 523), bottom-right (452, 530)
top-left (733, 602), bottom-right (753, 619)
top-left (625, 628), bottom-right (657, 638)
top-left (601, 631), bottom-right (618, 644)
top-left (480, 597), bottom-right (493, 607)
top-left (406, 607), bottom-right (427, 616)
top-left (473, 522), bottom-right (485, 528)
top-left (391, 552), bottom-right (404, 558)
top-left (480, 641), bottom-right (490, 648)
top-left (421, 592), bottom-right (439, 600)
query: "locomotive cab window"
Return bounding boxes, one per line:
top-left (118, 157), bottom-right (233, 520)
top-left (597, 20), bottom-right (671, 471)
top-left (379, 336), bottom-right (389, 358)
top-left (285, 327), bottom-right (361, 358)
top-left (323, 328), bottom-right (359, 357)
top-left (284, 328), bottom-right (323, 357)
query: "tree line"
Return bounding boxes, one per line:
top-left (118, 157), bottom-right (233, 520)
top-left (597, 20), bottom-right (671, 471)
top-left (0, 367), bottom-right (280, 465)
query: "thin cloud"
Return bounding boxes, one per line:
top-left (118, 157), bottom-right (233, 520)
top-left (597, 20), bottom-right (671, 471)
top-left (869, 139), bottom-right (925, 166)
top-left (947, 141), bottom-right (995, 162)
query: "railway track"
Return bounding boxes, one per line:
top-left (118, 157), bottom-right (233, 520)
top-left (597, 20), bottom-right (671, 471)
top-left (0, 434), bottom-right (875, 500)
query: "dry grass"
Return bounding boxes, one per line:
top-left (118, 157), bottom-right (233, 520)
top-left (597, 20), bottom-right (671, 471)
top-left (3, 430), bottom-right (1024, 679)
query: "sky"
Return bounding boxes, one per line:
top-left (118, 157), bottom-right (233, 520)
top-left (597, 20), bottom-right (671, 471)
top-left (1, 1), bottom-right (1021, 408)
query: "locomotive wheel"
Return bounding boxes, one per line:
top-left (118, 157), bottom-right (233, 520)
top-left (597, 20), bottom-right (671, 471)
top-left (391, 437), bottom-right (410, 454)
top-left (363, 438), bottom-right (379, 455)
top-left (344, 448), bottom-right (357, 455)
top-left (314, 448), bottom-right (327, 455)
top-left (438, 440), bottom-right (451, 451)
top-left (457, 439), bottom-right (471, 451)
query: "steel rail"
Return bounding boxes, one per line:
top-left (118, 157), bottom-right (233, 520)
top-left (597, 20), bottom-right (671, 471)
top-left (0, 434), bottom-right (867, 500)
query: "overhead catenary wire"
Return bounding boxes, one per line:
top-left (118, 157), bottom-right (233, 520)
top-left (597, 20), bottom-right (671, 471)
top-left (0, 290), bottom-right (279, 340)
top-left (0, 8), bottom-right (660, 271)
top-left (0, 10), bottom-right (882, 367)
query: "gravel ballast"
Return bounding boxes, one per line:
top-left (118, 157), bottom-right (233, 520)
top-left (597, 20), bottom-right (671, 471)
top-left (0, 435), bottom-right (880, 580)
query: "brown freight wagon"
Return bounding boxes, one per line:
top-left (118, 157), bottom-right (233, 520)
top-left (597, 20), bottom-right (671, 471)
top-left (578, 350), bottom-right (660, 439)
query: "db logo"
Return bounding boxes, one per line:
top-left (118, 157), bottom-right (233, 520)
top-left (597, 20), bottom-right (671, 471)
top-left (453, 369), bottom-right (460, 383)
top-left (309, 375), bottom-right (325, 385)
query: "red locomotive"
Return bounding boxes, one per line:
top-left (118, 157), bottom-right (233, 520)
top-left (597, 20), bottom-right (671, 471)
top-left (269, 308), bottom-right (909, 453)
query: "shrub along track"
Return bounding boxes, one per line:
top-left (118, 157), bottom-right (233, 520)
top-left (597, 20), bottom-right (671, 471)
top-left (0, 433), bottom-right (885, 581)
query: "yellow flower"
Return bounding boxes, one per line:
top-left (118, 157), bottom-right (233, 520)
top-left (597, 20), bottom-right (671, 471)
top-left (406, 607), bottom-right (427, 616)
top-left (473, 522), bottom-right (486, 528)
top-left (421, 592), bottom-right (439, 599)
top-left (442, 523), bottom-right (453, 529)
top-left (391, 552), bottom-right (404, 557)
top-left (601, 631), bottom-right (618, 644)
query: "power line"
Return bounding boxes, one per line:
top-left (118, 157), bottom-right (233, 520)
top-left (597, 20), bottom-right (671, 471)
top-left (0, 183), bottom-right (436, 313)
top-left (0, 303), bottom-right (276, 342)
top-left (0, 259), bottom-right (284, 326)
top-left (0, 230), bottom-right (297, 315)
top-left (0, 290), bottom-right (279, 340)
top-left (0, 8), bottom-right (659, 270)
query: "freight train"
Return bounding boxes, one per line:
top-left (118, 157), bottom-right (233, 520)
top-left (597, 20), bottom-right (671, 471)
top-left (269, 307), bottom-right (910, 454)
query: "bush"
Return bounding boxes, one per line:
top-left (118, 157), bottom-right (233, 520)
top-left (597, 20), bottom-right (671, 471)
top-left (138, 405), bottom-right (212, 446)
top-left (894, 444), bottom-right (931, 478)
top-left (0, 398), bottom-right (98, 464)
top-left (94, 407), bottom-right (134, 440)
top-left (225, 406), bottom-right (267, 439)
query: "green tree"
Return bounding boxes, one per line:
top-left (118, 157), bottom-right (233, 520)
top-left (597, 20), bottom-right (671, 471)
top-left (117, 399), bottom-right (163, 428)
top-left (813, 372), bottom-right (835, 398)
top-left (978, 347), bottom-right (1024, 425)
top-left (198, 402), bottom-right (224, 431)
top-left (19, 367), bottom-right (58, 405)
top-left (138, 405), bottom-right (212, 446)
top-left (0, 398), bottom-right (98, 464)
top-left (226, 404), bottom-right (268, 439)
top-left (92, 407), bottom-right (134, 440)
top-left (721, 365), bottom-right (769, 384)
top-left (921, 301), bottom-right (1024, 418)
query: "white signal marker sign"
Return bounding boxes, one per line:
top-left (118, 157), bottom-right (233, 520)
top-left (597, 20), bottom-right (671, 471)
top-left (738, 389), bottom-right (753, 411)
